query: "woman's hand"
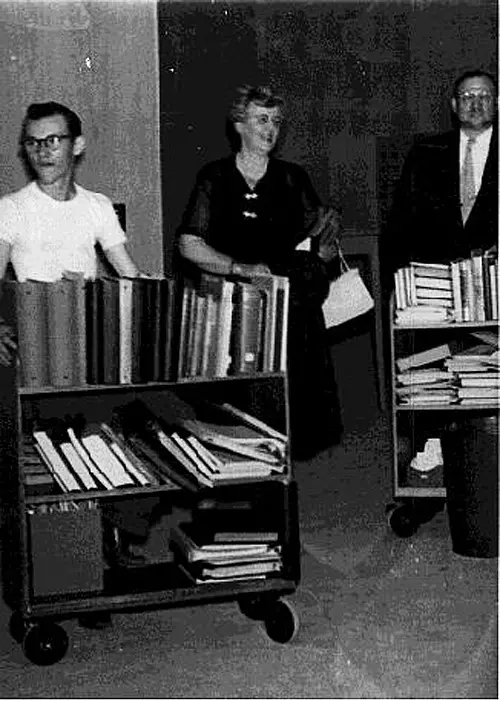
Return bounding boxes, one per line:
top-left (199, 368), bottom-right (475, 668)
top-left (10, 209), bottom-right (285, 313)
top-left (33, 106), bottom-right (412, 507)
top-left (233, 262), bottom-right (272, 279)
top-left (0, 321), bottom-right (16, 366)
top-left (314, 206), bottom-right (341, 263)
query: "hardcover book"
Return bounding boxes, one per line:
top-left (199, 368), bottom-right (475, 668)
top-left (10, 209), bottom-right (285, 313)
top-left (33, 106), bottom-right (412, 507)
top-left (15, 281), bottom-right (50, 388)
top-left (46, 279), bottom-right (75, 387)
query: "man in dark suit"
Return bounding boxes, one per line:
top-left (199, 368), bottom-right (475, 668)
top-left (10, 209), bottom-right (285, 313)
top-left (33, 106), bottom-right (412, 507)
top-left (383, 71), bottom-right (498, 519)
top-left (385, 69), bottom-right (498, 273)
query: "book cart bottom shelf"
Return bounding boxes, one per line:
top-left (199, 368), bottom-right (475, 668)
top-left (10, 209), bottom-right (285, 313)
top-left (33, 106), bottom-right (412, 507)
top-left (8, 480), bottom-right (301, 665)
top-left (10, 573), bottom-right (299, 667)
top-left (388, 407), bottom-right (499, 540)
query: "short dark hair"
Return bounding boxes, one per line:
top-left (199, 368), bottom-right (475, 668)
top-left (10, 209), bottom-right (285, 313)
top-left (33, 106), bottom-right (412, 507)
top-left (21, 101), bottom-right (82, 141)
top-left (453, 70), bottom-right (497, 97)
top-left (228, 85), bottom-right (285, 124)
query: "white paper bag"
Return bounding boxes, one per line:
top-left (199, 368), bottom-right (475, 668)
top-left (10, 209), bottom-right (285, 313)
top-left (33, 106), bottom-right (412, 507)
top-left (322, 244), bottom-right (374, 328)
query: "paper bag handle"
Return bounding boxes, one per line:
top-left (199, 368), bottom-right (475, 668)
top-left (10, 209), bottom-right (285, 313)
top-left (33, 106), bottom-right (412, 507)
top-left (334, 239), bottom-right (350, 273)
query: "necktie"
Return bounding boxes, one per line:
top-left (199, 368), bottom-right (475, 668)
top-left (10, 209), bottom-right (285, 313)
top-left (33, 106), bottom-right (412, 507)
top-left (461, 136), bottom-right (476, 224)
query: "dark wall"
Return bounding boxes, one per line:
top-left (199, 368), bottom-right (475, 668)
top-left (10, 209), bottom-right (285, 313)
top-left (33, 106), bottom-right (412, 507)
top-left (158, 0), bottom-right (497, 274)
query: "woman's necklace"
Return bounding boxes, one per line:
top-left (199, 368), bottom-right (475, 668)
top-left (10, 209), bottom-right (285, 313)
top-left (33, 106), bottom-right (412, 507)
top-left (236, 152), bottom-right (268, 190)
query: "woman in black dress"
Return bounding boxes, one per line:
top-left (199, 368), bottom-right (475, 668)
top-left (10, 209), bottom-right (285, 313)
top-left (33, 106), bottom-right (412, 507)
top-left (177, 84), bottom-right (342, 459)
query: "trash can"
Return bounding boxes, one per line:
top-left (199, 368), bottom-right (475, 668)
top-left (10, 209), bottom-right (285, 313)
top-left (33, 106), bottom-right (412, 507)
top-left (442, 415), bottom-right (498, 558)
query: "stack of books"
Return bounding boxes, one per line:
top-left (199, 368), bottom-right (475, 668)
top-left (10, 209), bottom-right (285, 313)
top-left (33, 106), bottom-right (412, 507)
top-left (444, 332), bottom-right (500, 406)
top-left (177, 273), bottom-right (289, 379)
top-left (394, 251), bottom-right (499, 324)
top-left (171, 521), bottom-right (282, 584)
top-left (30, 419), bottom-right (174, 494)
top-left (395, 343), bottom-right (455, 406)
top-left (116, 399), bottom-right (288, 490)
top-left (395, 332), bottom-right (499, 407)
top-left (25, 397), bottom-right (288, 496)
top-left (21, 438), bottom-right (57, 497)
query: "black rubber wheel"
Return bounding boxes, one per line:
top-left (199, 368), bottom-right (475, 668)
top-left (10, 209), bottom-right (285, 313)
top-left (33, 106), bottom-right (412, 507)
top-left (238, 595), bottom-right (274, 621)
top-left (388, 505), bottom-right (419, 538)
top-left (264, 599), bottom-right (299, 644)
top-left (22, 622), bottom-right (69, 666)
top-left (9, 612), bottom-right (29, 643)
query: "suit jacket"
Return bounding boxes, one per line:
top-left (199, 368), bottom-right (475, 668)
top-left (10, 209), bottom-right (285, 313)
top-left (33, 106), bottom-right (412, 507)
top-left (385, 126), bottom-right (498, 273)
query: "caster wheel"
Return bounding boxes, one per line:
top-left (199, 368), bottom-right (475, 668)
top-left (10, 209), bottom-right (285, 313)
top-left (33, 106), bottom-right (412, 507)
top-left (264, 599), bottom-right (299, 644)
top-left (22, 622), bottom-right (69, 666)
top-left (9, 612), bottom-right (29, 643)
top-left (238, 595), bottom-right (276, 621)
top-left (388, 505), bottom-right (419, 538)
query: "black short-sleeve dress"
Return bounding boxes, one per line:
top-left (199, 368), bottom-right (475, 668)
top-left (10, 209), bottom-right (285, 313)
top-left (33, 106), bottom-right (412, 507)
top-left (178, 155), bottom-right (342, 458)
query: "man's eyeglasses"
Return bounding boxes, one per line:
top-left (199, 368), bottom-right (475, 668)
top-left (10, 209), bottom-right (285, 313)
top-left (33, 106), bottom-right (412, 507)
top-left (22, 134), bottom-right (72, 152)
top-left (457, 92), bottom-right (494, 105)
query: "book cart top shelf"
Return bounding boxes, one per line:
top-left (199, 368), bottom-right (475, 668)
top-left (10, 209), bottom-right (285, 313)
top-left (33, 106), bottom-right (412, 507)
top-left (394, 319), bottom-right (500, 331)
top-left (18, 372), bottom-right (286, 396)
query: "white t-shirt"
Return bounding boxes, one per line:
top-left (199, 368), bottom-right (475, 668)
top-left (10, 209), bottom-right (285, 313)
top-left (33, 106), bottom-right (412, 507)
top-left (0, 182), bottom-right (126, 281)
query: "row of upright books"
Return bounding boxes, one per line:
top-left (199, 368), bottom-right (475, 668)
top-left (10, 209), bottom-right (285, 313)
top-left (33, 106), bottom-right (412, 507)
top-left (395, 331), bottom-right (499, 407)
top-left (177, 273), bottom-right (289, 379)
top-left (23, 395), bottom-right (288, 496)
top-left (394, 251), bottom-right (499, 324)
top-left (3, 271), bottom-right (289, 389)
top-left (5, 276), bottom-right (176, 389)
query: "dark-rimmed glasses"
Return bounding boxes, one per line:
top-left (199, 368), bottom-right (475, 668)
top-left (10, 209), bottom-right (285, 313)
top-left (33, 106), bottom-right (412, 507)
top-left (22, 134), bottom-right (72, 152)
top-left (457, 92), bottom-right (494, 105)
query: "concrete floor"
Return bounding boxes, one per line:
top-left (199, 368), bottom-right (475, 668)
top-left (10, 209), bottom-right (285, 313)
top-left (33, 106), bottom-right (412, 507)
top-left (0, 409), bottom-right (497, 698)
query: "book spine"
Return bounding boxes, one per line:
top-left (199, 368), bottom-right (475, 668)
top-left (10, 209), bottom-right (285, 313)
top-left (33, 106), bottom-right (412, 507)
top-left (394, 270), bottom-right (404, 310)
top-left (215, 280), bottom-right (234, 377)
top-left (490, 260), bottom-right (498, 321)
top-left (130, 278), bottom-right (144, 384)
top-left (232, 283), bottom-right (263, 375)
top-left (46, 280), bottom-right (74, 387)
top-left (101, 278), bottom-right (120, 385)
top-left (161, 277), bottom-right (177, 382)
top-left (201, 292), bottom-right (218, 378)
top-left (459, 258), bottom-right (474, 322)
top-left (471, 251), bottom-right (486, 322)
top-left (118, 278), bottom-right (134, 385)
top-left (16, 281), bottom-right (50, 388)
top-left (482, 253), bottom-right (493, 321)
top-left (136, 278), bottom-right (153, 383)
top-left (179, 282), bottom-right (196, 379)
top-left (33, 430), bottom-right (81, 492)
top-left (69, 276), bottom-right (88, 387)
top-left (85, 280), bottom-right (102, 385)
top-left (450, 261), bottom-right (463, 322)
top-left (189, 291), bottom-right (208, 377)
top-left (149, 279), bottom-right (163, 383)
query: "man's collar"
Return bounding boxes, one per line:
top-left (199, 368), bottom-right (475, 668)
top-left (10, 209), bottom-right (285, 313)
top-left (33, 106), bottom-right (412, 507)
top-left (459, 125), bottom-right (493, 141)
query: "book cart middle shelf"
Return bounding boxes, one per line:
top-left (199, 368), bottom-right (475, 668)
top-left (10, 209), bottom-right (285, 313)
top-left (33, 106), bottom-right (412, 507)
top-left (0, 280), bottom-right (300, 666)
top-left (388, 309), bottom-right (499, 538)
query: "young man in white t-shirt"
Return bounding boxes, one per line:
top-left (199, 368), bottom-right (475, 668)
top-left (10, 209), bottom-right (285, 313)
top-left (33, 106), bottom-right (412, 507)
top-left (0, 100), bottom-right (141, 350)
top-left (0, 102), bottom-right (155, 627)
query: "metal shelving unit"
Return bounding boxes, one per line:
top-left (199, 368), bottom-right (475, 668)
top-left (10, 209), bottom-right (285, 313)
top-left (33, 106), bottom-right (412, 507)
top-left (387, 309), bottom-right (499, 537)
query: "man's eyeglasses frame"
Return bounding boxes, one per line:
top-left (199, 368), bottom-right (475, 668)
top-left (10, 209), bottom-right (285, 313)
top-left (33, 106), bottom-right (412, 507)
top-left (22, 134), bottom-right (73, 152)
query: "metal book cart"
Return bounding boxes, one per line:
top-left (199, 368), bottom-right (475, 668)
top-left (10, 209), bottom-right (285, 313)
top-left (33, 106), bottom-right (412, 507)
top-left (0, 288), bottom-right (301, 666)
top-left (387, 296), bottom-right (499, 539)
